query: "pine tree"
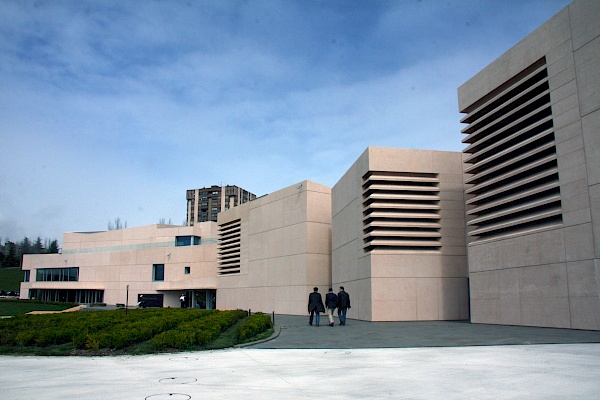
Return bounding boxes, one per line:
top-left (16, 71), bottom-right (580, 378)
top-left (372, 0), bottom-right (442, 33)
top-left (47, 240), bottom-right (59, 254)
top-left (33, 237), bottom-right (44, 254)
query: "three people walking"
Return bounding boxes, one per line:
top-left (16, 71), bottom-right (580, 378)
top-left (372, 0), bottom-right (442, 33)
top-left (308, 286), bottom-right (350, 327)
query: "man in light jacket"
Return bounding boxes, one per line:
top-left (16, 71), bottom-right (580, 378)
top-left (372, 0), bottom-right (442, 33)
top-left (325, 288), bottom-right (338, 327)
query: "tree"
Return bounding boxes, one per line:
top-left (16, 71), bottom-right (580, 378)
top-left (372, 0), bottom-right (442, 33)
top-left (47, 240), bottom-right (59, 254)
top-left (20, 237), bottom-right (32, 255)
top-left (108, 217), bottom-right (127, 230)
top-left (3, 241), bottom-right (20, 268)
top-left (33, 237), bottom-right (44, 254)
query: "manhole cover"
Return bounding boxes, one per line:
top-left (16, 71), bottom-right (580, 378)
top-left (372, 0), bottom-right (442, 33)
top-left (145, 394), bottom-right (191, 400)
top-left (159, 377), bottom-right (197, 385)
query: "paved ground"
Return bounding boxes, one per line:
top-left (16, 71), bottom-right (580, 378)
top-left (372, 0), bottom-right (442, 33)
top-left (2, 314), bottom-right (600, 399)
top-left (245, 314), bottom-right (600, 348)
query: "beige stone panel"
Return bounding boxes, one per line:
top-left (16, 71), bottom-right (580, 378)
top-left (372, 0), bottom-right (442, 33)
top-left (497, 268), bottom-right (522, 325)
top-left (467, 243), bottom-right (497, 273)
top-left (267, 228), bottom-right (285, 259)
top-left (332, 154), bottom-right (363, 217)
top-left (574, 38), bottom-right (600, 117)
top-left (440, 206), bottom-right (467, 220)
top-left (557, 135), bottom-right (585, 167)
top-left (247, 258), bottom-right (268, 287)
top-left (135, 248), bottom-right (167, 265)
top-left (591, 185), bottom-right (600, 257)
top-left (458, 8), bottom-right (570, 111)
top-left (441, 226), bottom-right (468, 239)
top-left (521, 296), bottom-right (571, 328)
top-left (554, 106), bottom-right (581, 131)
top-left (266, 258), bottom-right (291, 287)
top-left (289, 255), bottom-right (308, 287)
top-left (306, 190), bottom-right (332, 223)
top-left (282, 190), bottom-right (308, 226)
top-left (548, 44), bottom-right (575, 81)
top-left (558, 148), bottom-right (587, 173)
top-left (372, 300), bottom-right (417, 321)
top-left (306, 253), bottom-right (331, 287)
top-left (306, 223), bottom-right (331, 255)
top-left (554, 120), bottom-right (583, 146)
top-left (357, 254), bottom-right (372, 281)
top-left (519, 263), bottom-right (568, 298)
top-left (547, 36), bottom-right (573, 64)
top-left (371, 277), bottom-right (415, 301)
top-left (416, 278), bottom-right (439, 320)
top-left (367, 147), bottom-right (436, 173)
top-left (553, 93), bottom-right (580, 121)
top-left (570, 296), bottom-right (600, 330)
top-left (439, 199), bottom-right (466, 212)
top-left (290, 285), bottom-right (309, 316)
top-left (551, 78), bottom-right (578, 107)
top-left (582, 110), bottom-right (600, 186)
top-left (432, 153), bottom-right (464, 174)
top-left (248, 231), bottom-right (268, 262)
top-left (537, 228), bottom-right (567, 264)
top-left (438, 278), bottom-right (464, 320)
top-left (439, 190), bottom-right (465, 201)
top-left (470, 298), bottom-right (500, 324)
top-left (567, 259), bottom-right (599, 296)
top-left (549, 61), bottom-right (577, 93)
top-left (564, 222), bottom-right (595, 261)
top-left (569, 0), bottom-right (600, 50)
top-left (496, 235), bottom-right (543, 269)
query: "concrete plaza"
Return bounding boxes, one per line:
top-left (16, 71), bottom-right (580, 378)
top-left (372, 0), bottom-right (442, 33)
top-left (2, 315), bottom-right (600, 399)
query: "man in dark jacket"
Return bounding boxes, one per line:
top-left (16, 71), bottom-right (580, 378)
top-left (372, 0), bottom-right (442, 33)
top-left (325, 288), bottom-right (338, 327)
top-left (337, 286), bottom-right (351, 326)
top-left (308, 287), bottom-right (325, 326)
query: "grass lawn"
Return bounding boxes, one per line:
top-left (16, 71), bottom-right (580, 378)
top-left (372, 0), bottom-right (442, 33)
top-left (0, 299), bottom-right (78, 317)
top-left (0, 267), bottom-right (24, 292)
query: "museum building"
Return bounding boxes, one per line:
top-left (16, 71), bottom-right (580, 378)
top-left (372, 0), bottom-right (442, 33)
top-left (21, 0), bottom-right (600, 330)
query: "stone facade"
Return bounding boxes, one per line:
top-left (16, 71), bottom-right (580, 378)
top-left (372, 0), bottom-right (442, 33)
top-left (332, 147), bottom-right (469, 321)
top-left (458, 0), bottom-right (600, 330)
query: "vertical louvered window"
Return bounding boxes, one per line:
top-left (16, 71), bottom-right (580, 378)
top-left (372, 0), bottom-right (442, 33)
top-left (362, 171), bottom-right (441, 252)
top-left (218, 219), bottom-right (241, 275)
top-left (461, 57), bottom-right (562, 242)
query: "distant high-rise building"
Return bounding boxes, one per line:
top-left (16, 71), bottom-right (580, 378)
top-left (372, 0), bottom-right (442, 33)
top-left (186, 185), bottom-right (257, 225)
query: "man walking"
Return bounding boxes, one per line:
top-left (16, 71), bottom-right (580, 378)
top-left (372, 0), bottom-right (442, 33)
top-left (325, 288), bottom-right (338, 327)
top-left (337, 286), bottom-right (351, 326)
top-left (308, 287), bottom-right (325, 326)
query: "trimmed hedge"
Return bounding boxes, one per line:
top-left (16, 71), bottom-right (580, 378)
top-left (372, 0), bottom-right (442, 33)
top-left (235, 312), bottom-right (273, 341)
top-left (0, 308), bottom-right (249, 351)
top-left (151, 309), bottom-right (247, 349)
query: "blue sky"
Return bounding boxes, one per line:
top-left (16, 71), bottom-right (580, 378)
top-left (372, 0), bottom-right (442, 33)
top-left (0, 0), bottom-right (570, 244)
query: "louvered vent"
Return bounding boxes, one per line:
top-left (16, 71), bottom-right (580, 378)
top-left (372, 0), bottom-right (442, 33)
top-left (218, 219), bottom-right (241, 275)
top-left (461, 57), bottom-right (562, 243)
top-left (363, 171), bottom-right (441, 252)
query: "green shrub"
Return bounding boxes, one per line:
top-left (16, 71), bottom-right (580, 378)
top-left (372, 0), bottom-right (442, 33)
top-left (235, 312), bottom-right (273, 341)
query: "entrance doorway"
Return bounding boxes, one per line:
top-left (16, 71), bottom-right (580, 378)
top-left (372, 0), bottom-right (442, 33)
top-left (192, 289), bottom-right (216, 309)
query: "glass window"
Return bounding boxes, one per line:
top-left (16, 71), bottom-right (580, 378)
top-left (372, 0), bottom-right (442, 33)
top-left (153, 264), bottom-right (164, 281)
top-left (176, 236), bottom-right (192, 246)
top-left (184, 266), bottom-right (190, 275)
top-left (24, 270), bottom-right (30, 282)
top-left (193, 236), bottom-right (201, 245)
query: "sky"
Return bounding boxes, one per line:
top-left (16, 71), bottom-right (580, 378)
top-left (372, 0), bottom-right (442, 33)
top-left (0, 0), bottom-right (571, 245)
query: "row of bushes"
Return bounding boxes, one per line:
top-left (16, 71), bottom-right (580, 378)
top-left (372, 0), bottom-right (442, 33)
top-left (0, 308), bottom-right (274, 353)
top-left (0, 308), bottom-right (236, 350)
top-left (151, 309), bottom-right (247, 349)
top-left (235, 312), bottom-right (273, 341)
